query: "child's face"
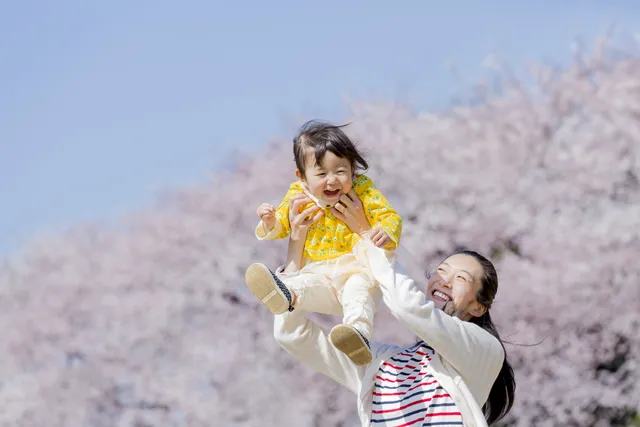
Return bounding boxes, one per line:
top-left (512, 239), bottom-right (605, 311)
top-left (297, 151), bottom-right (354, 207)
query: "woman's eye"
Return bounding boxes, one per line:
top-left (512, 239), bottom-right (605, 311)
top-left (457, 275), bottom-right (468, 281)
top-left (437, 268), bottom-right (445, 273)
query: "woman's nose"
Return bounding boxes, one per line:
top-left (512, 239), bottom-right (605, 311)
top-left (441, 275), bottom-right (453, 288)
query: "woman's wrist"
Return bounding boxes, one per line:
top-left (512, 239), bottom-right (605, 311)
top-left (285, 233), bottom-right (306, 272)
top-left (351, 216), bottom-right (372, 235)
top-left (357, 222), bottom-right (372, 234)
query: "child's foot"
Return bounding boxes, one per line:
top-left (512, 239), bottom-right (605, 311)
top-left (244, 263), bottom-right (295, 315)
top-left (329, 324), bottom-right (372, 366)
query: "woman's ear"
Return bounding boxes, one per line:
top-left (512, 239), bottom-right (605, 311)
top-left (469, 302), bottom-right (487, 318)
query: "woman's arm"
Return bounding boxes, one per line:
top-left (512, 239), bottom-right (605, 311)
top-left (366, 247), bottom-right (504, 381)
top-left (273, 194), bottom-right (363, 393)
top-left (274, 309), bottom-right (364, 393)
top-left (352, 175), bottom-right (403, 250)
top-left (283, 236), bottom-right (305, 274)
top-left (334, 191), bottom-right (504, 379)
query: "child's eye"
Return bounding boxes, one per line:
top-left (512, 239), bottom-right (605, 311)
top-left (317, 173), bottom-right (326, 177)
top-left (437, 267), bottom-right (446, 273)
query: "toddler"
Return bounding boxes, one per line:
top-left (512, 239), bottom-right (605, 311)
top-left (245, 120), bottom-right (402, 365)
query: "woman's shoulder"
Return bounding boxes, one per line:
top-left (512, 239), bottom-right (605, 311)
top-left (463, 321), bottom-right (506, 365)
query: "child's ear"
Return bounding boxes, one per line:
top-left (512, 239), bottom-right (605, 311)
top-left (295, 169), bottom-right (305, 182)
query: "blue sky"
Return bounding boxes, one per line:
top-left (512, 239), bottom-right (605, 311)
top-left (1, 0), bottom-right (639, 254)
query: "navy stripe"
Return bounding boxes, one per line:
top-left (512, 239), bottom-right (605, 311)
top-left (372, 406), bottom-right (462, 425)
top-left (372, 386), bottom-right (444, 405)
top-left (390, 356), bottom-right (426, 364)
top-left (427, 403), bottom-right (457, 408)
top-left (374, 374), bottom-right (435, 390)
top-left (378, 365), bottom-right (424, 376)
top-left (395, 344), bottom-right (433, 356)
top-left (395, 342), bottom-right (427, 354)
top-left (371, 407), bottom-right (430, 423)
top-left (372, 342), bottom-right (461, 426)
top-left (421, 422), bottom-right (464, 426)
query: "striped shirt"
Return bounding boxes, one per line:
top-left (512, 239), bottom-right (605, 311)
top-left (371, 341), bottom-right (464, 426)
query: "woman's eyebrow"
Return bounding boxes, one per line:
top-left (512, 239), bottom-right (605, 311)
top-left (442, 262), bottom-right (473, 278)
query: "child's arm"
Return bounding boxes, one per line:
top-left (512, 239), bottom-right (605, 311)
top-left (353, 175), bottom-right (403, 250)
top-left (254, 182), bottom-right (304, 241)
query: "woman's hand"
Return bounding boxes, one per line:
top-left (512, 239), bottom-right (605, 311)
top-left (288, 193), bottom-right (323, 241)
top-left (284, 194), bottom-right (323, 273)
top-left (332, 189), bottom-right (372, 235)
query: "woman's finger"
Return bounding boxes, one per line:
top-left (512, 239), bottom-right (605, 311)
top-left (343, 190), bottom-right (365, 213)
top-left (345, 188), bottom-right (358, 201)
top-left (331, 207), bottom-right (345, 221)
top-left (289, 194), bottom-right (306, 208)
top-left (339, 194), bottom-right (355, 209)
top-left (303, 210), bottom-right (324, 226)
top-left (290, 194), bottom-right (312, 217)
top-left (296, 205), bottom-right (320, 223)
top-left (334, 201), bottom-right (347, 214)
top-left (347, 189), bottom-right (362, 206)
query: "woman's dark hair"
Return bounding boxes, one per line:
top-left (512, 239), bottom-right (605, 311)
top-left (450, 249), bottom-right (516, 425)
top-left (292, 120), bottom-right (368, 177)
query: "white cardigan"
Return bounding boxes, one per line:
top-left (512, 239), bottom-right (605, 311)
top-left (273, 246), bottom-right (505, 427)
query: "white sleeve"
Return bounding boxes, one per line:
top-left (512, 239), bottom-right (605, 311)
top-left (367, 245), bottom-right (505, 381)
top-left (273, 309), bottom-right (363, 394)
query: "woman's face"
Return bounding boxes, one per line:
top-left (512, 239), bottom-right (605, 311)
top-left (426, 253), bottom-right (487, 320)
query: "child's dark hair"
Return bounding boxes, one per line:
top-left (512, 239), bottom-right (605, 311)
top-left (293, 120), bottom-right (368, 177)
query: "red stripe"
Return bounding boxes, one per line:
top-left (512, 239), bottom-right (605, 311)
top-left (381, 360), bottom-right (427, 373)
top-left (388, 362), bottom-right (420, 370)
top-left (383, 361), bottom-right (403, 370)
top-left (377, 368), bottom-right (433, 385)
top-left (371, 393), bottom-right (451, 414)
top-left (373, 380), bottom-right (438, 396)
top-left (394, 412), bottom-right (462, 427)
top-left (375, 375), bottom-right (418, 383)
top-left (407, 379), bottom-right (438, 392)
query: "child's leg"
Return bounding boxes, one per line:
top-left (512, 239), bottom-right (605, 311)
top-left (329, 273), bottom-right (378, 366)
top-left (281, 269), bottom-right (343, 316)
top-left (338, 273), bottom-right (377, 339)
top-left (244, 263), bottom-right (342, 316)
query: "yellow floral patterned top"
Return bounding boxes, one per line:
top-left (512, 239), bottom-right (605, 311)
top-left (255, 174), bottom-right (403, 262)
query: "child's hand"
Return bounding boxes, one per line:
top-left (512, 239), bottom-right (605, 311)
top-left (257, 203), bottom-right (277, 231)
top-left (368, 225), bottom-right (391, 248)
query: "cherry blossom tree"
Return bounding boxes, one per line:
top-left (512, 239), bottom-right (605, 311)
top-left (0, 36), bottom-right (638, 426)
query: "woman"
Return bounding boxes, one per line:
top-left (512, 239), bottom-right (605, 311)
top-left (253, 191), bottom-right (516, 426)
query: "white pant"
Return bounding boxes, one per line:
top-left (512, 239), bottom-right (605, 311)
top-left (278, 269), bottom-right (380, 339)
